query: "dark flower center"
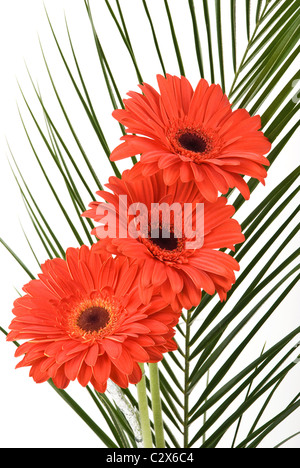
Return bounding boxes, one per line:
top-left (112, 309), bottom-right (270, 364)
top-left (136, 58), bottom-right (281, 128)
top-left (178, 132), bottom-right (207, 153)
top-left (150, 229), bottom-right (179, 251)
top-left (77, 307), bottom-right (110, 333)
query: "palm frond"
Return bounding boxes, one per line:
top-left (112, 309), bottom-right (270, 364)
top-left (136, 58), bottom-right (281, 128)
top-left (1, 0), bottom-right (299, 448)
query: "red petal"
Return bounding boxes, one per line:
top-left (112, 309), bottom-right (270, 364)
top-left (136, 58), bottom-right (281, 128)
top-left (124, 340), bottom-right (150, 362)
top-left (109, 363), bottom-right (129, 389)
top-left (78, 363), bottom-right (93, 387)
top-left (64, 351), bottom-right (87, 381)
top-left (52, 365), bottom-right (70, 389)
top-left (93, 354), bottom-right (111, 384)
top-left (85, 343), bottom-right (99, 367)
top-left (102, 339), bottom-right (123, 359)
top-left (112, 347), bottom-right (134, 375)
top-left (128, 362), bottom-right (143, 384)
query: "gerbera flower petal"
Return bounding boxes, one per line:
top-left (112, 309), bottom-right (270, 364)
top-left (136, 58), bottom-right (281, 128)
top-left (112, 347), bottom-right (134, 376)
top-left (110, 74), bottom-right (271, 201)
top-left (85, 343), bottom-right (99, 367)
top-left (102, 339), bottom-right (123, 360)
top-left (93, 353), bottom-right (111, 385)
top-left (78, 363), bottom-right (93, 388)
top-left (124, 340), bottom-right (150, 362)
top-left (110, 363), bottom-right (129, 388)
top-left (52, 366), bottom-right (70, 390)
top-left (166, 267), bottom-right (184, 294)
top-left (64, 351), bottom-right (87, 381)
top-left (128, 362), bottom-right (143, 384)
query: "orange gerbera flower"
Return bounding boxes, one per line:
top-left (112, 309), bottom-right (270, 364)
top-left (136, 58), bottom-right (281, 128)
top-left (110, 74), bottom-right (271, 202)
top-left (83, 169), bottom-right (245, 310)
top-left (7, 245), bottom-right (180, 392)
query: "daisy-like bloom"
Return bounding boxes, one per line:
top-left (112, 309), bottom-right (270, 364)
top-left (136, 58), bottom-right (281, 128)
top-left (6, 245), bottom-right (180, 392)
top-left (83, 168), bottom-right (245, 310)
top-left (110, 74), bottom-right (271, 202)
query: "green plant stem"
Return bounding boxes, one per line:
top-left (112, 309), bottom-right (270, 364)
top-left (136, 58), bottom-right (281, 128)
top-left (149, 363), bottom-right (165, 448)
top-left (137, 363), bottom-right (153, 448)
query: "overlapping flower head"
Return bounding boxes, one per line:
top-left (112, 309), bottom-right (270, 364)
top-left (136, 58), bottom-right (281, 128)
top-left (7, 245), bottom-right (180, 392)
top-left (83, 168), bottom-right (245, 311)
top-left (110, 74), bottom-right (271, 202)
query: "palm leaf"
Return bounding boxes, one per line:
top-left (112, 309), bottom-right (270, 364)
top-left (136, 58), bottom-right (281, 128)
top-left (1, 0), bottom-right (299, 448)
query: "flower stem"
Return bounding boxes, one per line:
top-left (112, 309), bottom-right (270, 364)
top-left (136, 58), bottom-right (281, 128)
top-left (137, 363), bottom-right (153, 448)
top-left (149, 362), bottom-right (165, 448)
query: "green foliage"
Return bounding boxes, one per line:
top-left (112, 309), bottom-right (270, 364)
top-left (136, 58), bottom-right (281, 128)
top-left (1, 0), bottom-right (299, 448)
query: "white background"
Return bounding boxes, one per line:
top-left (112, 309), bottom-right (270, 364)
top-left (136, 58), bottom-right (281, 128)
top-left (0, 0), bottom-right (299, 448)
